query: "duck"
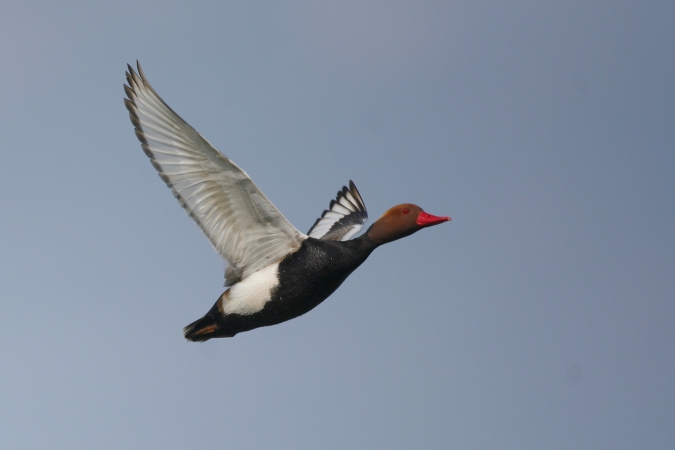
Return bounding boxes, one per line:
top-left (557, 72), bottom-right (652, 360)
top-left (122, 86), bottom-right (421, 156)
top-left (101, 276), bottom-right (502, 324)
top-left (123, 62), bottom-right (450, 341)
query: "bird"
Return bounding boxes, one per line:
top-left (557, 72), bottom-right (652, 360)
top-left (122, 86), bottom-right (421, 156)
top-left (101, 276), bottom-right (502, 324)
top-left (123, 62), bottom-right (450, 341)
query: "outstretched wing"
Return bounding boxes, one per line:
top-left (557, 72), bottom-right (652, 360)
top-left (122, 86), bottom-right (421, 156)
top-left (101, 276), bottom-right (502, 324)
top-left (308, 181), bottom-right (368, 241)
top-left (124, 62), bottom-right (306, 286)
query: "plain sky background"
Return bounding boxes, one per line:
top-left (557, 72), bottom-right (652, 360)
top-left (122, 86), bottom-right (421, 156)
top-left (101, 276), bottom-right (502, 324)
top-left (1, 1), bottom-right (673, 449)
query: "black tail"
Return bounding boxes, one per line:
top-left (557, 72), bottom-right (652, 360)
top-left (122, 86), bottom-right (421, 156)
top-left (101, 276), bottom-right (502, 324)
top-left (183, 300), bottom-right (236, 342)
top-left (183, 314), bottom-right (219, 342)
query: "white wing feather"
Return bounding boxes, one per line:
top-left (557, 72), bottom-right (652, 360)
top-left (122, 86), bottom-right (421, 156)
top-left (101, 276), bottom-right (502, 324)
top-left (308, 181), bottom-right (368, 241)
top-left (124, 62), bottom-right (306, 286)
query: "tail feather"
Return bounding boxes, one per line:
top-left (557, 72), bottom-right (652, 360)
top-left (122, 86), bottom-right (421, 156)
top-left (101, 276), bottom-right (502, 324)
top-left (183, 314), bottom-right (220, 342)
top-left (183, 297), bottom-right (236, 341)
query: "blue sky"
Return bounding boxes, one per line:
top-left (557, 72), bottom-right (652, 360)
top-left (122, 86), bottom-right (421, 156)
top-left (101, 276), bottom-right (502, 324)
top-left (1, 1), bottom-right (673, 448)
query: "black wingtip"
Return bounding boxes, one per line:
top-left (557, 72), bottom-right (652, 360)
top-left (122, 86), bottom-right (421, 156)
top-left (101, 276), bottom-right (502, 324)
top-left (307, 180), bottom-right (369, 240)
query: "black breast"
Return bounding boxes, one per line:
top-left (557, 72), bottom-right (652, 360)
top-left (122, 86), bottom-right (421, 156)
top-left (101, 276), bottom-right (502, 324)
top-left (254, 236), bottom-right (376, 328)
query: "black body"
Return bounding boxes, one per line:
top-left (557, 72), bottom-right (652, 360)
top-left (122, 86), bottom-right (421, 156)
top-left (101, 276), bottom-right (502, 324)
top-left (184, 235), bottom-right (378, 340)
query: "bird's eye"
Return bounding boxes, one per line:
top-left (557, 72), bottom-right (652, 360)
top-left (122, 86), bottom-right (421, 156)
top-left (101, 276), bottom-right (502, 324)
top-left (402, 208), bottom-right (409, 214)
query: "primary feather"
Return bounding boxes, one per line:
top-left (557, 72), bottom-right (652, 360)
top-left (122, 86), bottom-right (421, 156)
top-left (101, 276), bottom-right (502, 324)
top-left (124, 62), bottom-right (306, 286)
top-left (308, 181), bottom-right (368, 241)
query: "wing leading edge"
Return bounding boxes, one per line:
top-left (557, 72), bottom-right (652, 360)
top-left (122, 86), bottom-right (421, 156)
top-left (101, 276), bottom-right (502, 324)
top-left (124, 62), bottom-right (306, 286)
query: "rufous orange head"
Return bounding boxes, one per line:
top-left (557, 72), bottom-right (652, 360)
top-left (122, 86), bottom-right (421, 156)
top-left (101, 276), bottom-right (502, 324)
top-left (366, 204), bottom-right (450, 245)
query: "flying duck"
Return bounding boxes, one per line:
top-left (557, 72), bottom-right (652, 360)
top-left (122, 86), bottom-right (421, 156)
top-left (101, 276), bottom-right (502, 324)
top-left (123, 62), bottom-right (450, 341)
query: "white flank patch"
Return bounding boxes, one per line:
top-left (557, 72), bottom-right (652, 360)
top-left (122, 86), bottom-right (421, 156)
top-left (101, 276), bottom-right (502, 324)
top-left (222, 263), bottom-right (280, 316)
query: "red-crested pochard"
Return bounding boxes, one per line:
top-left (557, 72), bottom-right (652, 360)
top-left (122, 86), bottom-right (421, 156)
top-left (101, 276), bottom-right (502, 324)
top-left (124, 62), bottom-right (450, 341)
